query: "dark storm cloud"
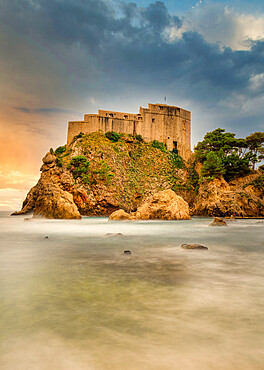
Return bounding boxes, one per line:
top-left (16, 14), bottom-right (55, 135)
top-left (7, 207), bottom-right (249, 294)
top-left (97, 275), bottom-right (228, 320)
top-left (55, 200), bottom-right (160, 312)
top-left (14, 107), bottom-right (79, 115)
top-left (1, 0), bottom-right (264, 105)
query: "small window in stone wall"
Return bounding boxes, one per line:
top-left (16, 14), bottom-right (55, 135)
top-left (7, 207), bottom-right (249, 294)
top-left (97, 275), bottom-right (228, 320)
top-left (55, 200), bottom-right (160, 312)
top-left (152, 118), bottom-right (155, 123)
top-left (124, 115), bottom-right (128, 119)
top-left (138, 116), bottom-right (142, 121)
top-left (109, 113), bottom-right (113, 118)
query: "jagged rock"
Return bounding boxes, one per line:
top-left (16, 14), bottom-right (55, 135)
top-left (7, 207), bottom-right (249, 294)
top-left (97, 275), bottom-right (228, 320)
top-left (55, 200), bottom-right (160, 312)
top-left (33, 184), bottom-right (81, 219)
top-left (181, 244), bottom-right (208, 250)
top-left (109, 210), bottom-right (133, 221)
top-left (11, 185), bottom-right (38, 216)
top-left (209, 217), bottom-right (227, 227)
top-left (135, 189), bottom-right (190, 220)
top-left (192, 175), bottom-right (264, 218)
top-left (42, 152), bottom-right (56, 164)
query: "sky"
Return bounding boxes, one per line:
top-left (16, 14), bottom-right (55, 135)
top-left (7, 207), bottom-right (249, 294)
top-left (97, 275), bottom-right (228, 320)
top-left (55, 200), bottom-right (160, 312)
top-left (1, 0), bottom-right (264, 210)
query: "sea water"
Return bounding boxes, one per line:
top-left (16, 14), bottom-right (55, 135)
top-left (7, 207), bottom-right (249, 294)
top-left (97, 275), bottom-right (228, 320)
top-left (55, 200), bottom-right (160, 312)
top-left (0, 212), bottom-right (263, 369)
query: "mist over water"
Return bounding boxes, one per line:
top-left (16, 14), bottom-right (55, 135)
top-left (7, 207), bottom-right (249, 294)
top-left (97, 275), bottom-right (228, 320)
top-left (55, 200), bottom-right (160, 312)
top-left (0, 212), bottom-right (264, 369)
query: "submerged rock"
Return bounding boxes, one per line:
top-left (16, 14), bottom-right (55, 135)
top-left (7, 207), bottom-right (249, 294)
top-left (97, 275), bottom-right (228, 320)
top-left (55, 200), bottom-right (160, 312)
top-left (105, 233), bottom-right (124, 236)
top-left (135, 189), bottom-right (191, 220)
top-left (124, 250), bottom-right (132, 255)
top-left (181, 243), bottom-right (208, 250)
top-left (209, 217), bottom-right (227, 227)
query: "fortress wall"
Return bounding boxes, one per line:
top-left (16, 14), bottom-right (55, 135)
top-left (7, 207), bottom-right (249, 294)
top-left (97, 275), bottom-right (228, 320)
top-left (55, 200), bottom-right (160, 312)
top-left (67, 103), bottom-right (192, 161)
top-left (98, 110), bottom-right (137, 120)
top-left (67, 121), bottom-right (83, 145)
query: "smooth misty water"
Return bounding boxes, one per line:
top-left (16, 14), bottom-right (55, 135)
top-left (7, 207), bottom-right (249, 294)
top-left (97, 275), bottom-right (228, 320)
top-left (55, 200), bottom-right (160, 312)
top-left (0, 213), bottom-right (264, 370)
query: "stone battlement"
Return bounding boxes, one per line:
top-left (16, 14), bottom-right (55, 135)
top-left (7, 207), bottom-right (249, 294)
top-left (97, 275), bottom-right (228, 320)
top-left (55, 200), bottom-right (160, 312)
top-left (67, 103), bottom-right (191, 160)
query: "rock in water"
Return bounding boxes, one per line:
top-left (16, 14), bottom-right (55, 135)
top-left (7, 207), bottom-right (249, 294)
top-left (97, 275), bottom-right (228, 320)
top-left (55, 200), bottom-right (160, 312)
top-left (11, 151), bottom-right (82, 220)
top-left (105, 233), bottom-right (124, 236)
top-left (181, 244), bottom-right (208, 250)
top-left (135, 189), bottom-right (191, 220)
top-left (109, 210), bottom-right (133, 221)
top-left (33, 184), bottom-right (81, 219)
top-left (124, 250), bottom-right (132, 255)
top-left (209, 217), bottom-right (227, 226)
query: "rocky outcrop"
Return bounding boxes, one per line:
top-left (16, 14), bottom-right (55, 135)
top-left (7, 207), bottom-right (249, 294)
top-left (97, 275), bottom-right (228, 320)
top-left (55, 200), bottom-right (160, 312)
top-left (12, 152), bottom-right (81, 219)
top-left (192, 175), bottom-right (264, 217)
top-left (109, 190), bottom-right (191, 220)
top-left (135, 189), bottom-right (191, 220)
top-left (109, 209), bottom-right (134, 221)
top-left (12, 132), bottom-right (188, 219)
top-left (33, 184), bottom-right (81, 219)
top-left (11, 132), bottom-right (264, 219)
top-left (181, 244), bottom-right (208, 250)
top-left (209, 217), bottom-right (227, 227)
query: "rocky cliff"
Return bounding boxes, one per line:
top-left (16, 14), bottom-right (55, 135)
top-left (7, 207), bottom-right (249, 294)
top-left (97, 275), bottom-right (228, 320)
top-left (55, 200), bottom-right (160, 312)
top-left (12, 132), bottom-right (264, 219)
top-left (192, 173), bottom-right (264, 217)
top-left (13, 132), bottom-right (185, 218)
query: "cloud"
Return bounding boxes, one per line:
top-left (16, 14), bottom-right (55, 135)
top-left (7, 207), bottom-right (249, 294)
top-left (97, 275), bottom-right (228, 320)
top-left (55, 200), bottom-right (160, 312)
top-left (14, 107), bottom-right (80, 115)
top-left (1, 0), bottom-right (264, 208)
top-left (179, 3), bottom-right (264, 51)
top-left (1, 0), bottom-right (264, 105)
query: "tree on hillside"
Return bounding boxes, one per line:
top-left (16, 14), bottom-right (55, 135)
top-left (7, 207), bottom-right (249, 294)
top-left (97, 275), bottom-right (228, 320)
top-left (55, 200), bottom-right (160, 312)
top-left (245, 132), bottom-right (264, 169)
top-left (194, 128), bottom-right (264, 181)
top-left (195, 128), bottom-right (248, 162)
top-left (201, 152), bottom-right (225, 178)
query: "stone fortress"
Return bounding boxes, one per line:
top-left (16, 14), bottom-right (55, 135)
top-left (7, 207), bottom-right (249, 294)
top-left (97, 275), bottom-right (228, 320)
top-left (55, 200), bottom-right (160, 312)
top-left (67, 103), bottom-right (192, 160)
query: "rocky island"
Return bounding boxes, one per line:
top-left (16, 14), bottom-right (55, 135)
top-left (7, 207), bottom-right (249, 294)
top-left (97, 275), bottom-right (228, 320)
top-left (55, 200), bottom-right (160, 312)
top-left (12, 128), bottom-right (264, 220)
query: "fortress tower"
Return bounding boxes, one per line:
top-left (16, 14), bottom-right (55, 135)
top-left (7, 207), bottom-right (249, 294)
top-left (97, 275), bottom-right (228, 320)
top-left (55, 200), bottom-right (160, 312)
top-left (67, 103), bottom-right (191, 160)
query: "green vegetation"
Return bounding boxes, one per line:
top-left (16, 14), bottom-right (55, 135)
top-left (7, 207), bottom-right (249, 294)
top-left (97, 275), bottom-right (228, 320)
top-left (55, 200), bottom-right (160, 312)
top-left (57, 128), bottom-right (263, 213)
top-left (105, 131), bottom-right (121, 142)
top-left (186, 161), bottom-right (199, 191)
top-left (55, 158), bottom-right (63, 167)
top-left (135, 134), bottom-right (144, 143)
top-left (63, 132), bottom-right (185, 211)
top-left (73, 132), bottom-right (84, 141)
top-left (67, 156), bottom-right (90, 182)
top-left (92, 160), bottom-right (115, 184)
top-left (201, 151), bottom-right (225, 179)
top-left (195, 128), bottom-right (264, 181)
top-left (55, 145), bottom-right (66, 156)
top-left (245, 132), bottom-right (264, 169)
top-left (151, 140), bottom-right (167, 152)
top-left (151, 140), bottom-right (185, 170)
